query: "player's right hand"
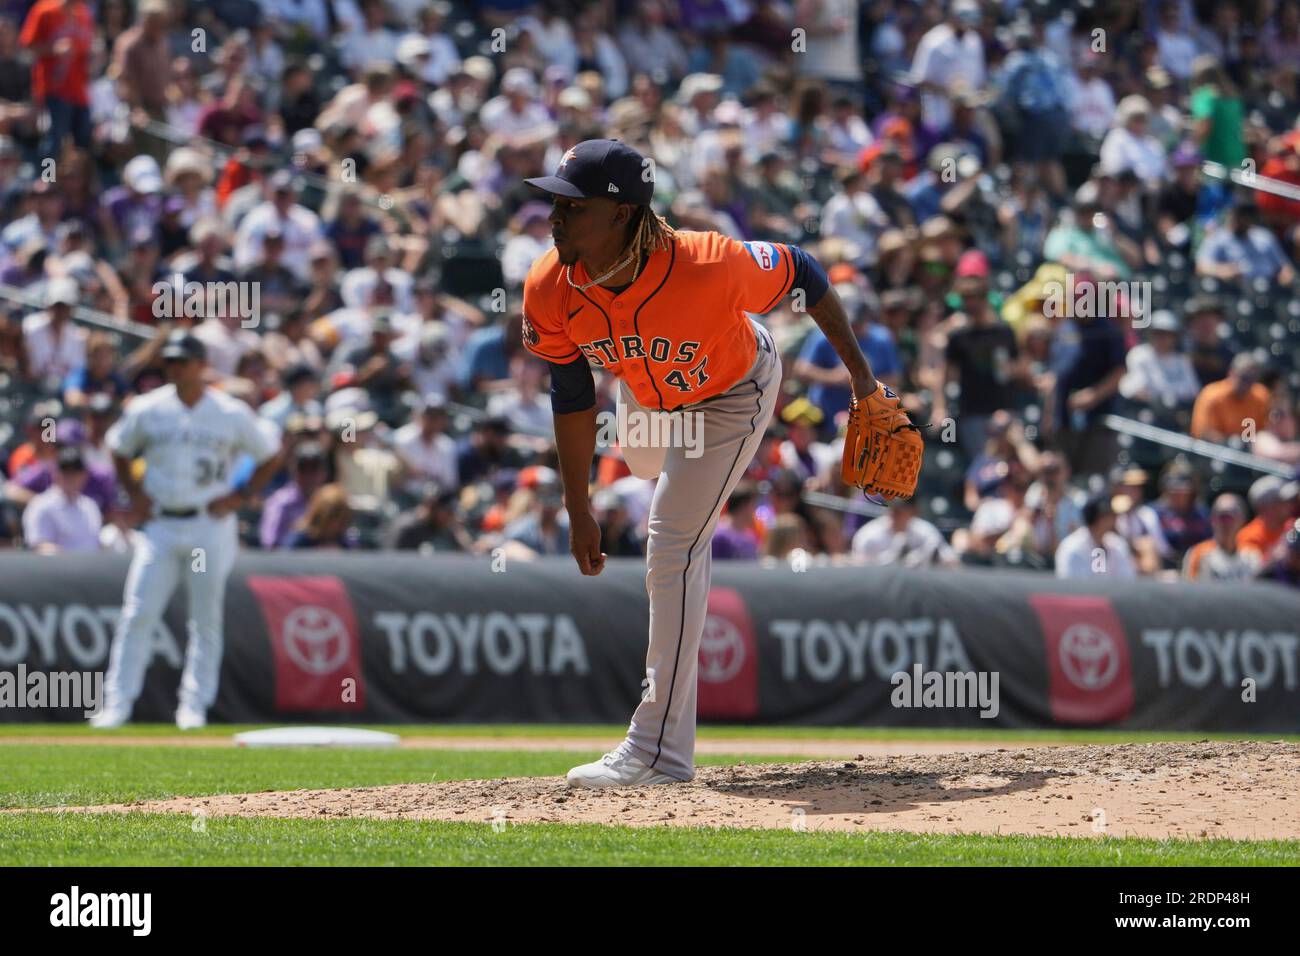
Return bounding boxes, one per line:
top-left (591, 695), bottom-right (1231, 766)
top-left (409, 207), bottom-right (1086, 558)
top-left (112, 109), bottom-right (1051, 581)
top-left (128, 490), bottom-right (154, 525)
top-left (568, 511), bottom-right (606, 576)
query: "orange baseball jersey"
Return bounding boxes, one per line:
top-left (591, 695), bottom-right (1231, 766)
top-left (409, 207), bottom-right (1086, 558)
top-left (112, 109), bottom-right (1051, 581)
top-left (522, 231), bottom-right (796, 411)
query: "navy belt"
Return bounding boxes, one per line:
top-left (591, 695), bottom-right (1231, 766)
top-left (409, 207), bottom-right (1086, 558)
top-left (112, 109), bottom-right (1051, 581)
top-left (159, 507), bottom-right (201, 519)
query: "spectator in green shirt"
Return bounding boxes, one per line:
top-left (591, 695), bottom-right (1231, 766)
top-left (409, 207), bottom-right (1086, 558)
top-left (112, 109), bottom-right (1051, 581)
top-left (1190, 55), bottom-right (1245, 220)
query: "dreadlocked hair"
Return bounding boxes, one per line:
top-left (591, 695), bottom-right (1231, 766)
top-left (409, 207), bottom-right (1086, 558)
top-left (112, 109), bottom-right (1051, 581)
top-left (624, 204), bottom-right (676, 261)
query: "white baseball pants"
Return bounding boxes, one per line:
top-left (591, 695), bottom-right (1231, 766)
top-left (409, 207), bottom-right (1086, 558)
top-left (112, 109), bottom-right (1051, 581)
top-left (622, 319), bottom-right (781, 780)
top-left (100, 512), bottom-right (238, 718)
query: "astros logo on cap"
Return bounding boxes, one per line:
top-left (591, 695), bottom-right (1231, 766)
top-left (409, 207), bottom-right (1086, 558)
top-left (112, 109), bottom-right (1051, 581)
top-left (559, 148), bottom-right (578, 170)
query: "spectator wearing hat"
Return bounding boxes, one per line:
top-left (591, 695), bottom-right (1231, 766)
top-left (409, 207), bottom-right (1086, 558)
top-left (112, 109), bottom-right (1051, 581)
top-left (241, 224), bottom-right (311, 318)
top-left (486, 352), bottom-right (553, 439)
top-left (502, 201), bottom-right (556, 288)
top-left (1183, 492), bottom-right (1258, 581)
top-left (1150, 463), bottom-right (1212, 565)
top-left (771, 397), bottom-right (833, 485)
top-left (7, 418), bottom-right (117, 514)
top-left (340, 234), bottom-right (415, 314)
top-left (479, 67), bottom-right (552, 140)
top-left (259, 440), bottom-right (328, 549)
top-left (19, 0), bottom-right (95, 161)
top-left (1013, 451), bottom-right (1084, 562)
top-left (1238, 475), bottom-right (1298, 560)
top-left (961, 409), bottom-right (1039, 512)
top-left (591, 485), bottom-right (645, 558)
top-left (1054, 493), bottom-right (1138, 580)
top-left (1154, 0), bottom-right (1199, 82)
top-left (910, 0), bottom-right (984, 133)
top-left (954, 457), bottom-right (1033, 564)
top-left (324, 190), bottom-right (383, 272)
top-left (795, 282), bottom-right (901, 431)
top-left (1196, 196), bottom-right (1294, 286)
top-left (338, 0), bottom-right (400, 73)
top-left (387, 482), bottom-right (474, 552)
top-left (1254, 395), bottom-right (1300, 466)
top-left (503, 469), bottom-right (569, 557)
top-left (1190, 351), bottom-right (1272, 442)
top-left (1255, 520), bottom-right (1300, 588)
top-left (402, 3), bottom-right (461, 86)
top-left (333, 312), bottom-right (413, 425)
top-left (1052, 281), bottom-right (1128, 476)
top-left (852, 498), bottom-right (958, 569)
top-left (1118, 310), bottom-right (1200, 422)
top-left (2, 179), bottom-right (65, 261)
top-left (933, 250), bottom-right (1021, 456)
top-left (1067, 51), bottom-right (1116, 144)
top-left (110, 0), bottom-right (174, 154)
top-left (1110, 465), bottom-right (1171, 574)
top-left (818, 168), bottom-right (890, 265)
top-left (1043, 186), bottom-right (1139, 280)
top-left (163, 147), bottom-right (218, 233)
top-left (1155, 144), bottom-right (1206, 242)
top-left (169, 218), bottom-right (237, 289)
top-left (993, 17), bottom-right (1069, 197)
top-left (233, 170), bottom-right (325, 283)
top-left (1099, 96), bottom-right (1167, 186)
top-left (1184, 296), bottom-right (1235, 387)
top-left (20, 446), bottom-right (102, 553)
top-left (393, 394), bottom-right (459, 496)
top-left (23, 276), bottom-right (85, 383)
top-left (1189, 54), bottom-right (1246, 173)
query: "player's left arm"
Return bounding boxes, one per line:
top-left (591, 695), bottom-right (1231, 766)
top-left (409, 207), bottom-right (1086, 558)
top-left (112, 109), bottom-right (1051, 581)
top-left (210, 415), bottom-right (285, 518)
top-left (797, 256), bottom-right (878, 400)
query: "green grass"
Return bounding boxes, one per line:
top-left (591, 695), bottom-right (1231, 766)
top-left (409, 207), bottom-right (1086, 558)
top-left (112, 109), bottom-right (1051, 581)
top-left (0, 744), bottom-right (799, 810)
top-left (1, 813), bottom-right (1295, 866)
top-left (3, 721), bottom-right (1297, 744)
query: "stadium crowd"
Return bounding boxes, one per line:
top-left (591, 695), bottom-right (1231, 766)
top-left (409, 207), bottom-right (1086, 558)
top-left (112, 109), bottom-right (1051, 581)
top-left (1, 0), bottom-right (1300, 586)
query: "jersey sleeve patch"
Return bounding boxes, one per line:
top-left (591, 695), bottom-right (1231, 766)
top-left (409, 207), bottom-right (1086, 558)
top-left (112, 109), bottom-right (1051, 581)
top-left (743, 241), bottom-right (782, 271)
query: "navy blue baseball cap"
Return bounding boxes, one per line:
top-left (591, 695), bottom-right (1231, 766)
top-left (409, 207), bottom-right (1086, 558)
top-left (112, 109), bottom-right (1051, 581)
top-left (524, 138), bottom-right (655, 205)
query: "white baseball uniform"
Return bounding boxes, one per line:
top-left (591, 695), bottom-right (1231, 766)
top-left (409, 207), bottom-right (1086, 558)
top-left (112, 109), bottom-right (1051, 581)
top-left (100, 385), bottom-right (281, 720)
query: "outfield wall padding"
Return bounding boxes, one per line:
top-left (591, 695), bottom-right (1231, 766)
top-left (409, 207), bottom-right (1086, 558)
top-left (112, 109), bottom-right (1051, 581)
top-left (1, 553), bottom-right (1297, 731)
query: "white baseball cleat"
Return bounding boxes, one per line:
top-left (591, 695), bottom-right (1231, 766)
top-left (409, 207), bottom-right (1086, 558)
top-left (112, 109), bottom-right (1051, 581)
top-left (175, 706), bottom-right (207, 731)
top-left (88, 707), bottom-right (128, 729)
top-left (566, 744), bottom-right (680, 789)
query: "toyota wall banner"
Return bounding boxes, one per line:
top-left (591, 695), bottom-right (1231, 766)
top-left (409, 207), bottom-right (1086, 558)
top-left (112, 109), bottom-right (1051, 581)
top-left (1, 553), bottom-right (1298, 731)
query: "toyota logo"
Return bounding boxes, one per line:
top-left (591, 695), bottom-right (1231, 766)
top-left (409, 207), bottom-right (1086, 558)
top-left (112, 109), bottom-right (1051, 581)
top-left (699, 615), bottom-right (745, 683)
top-left (282, 605), bottom-right (351, 675)
top-left (1059, 624), bottom-right (1120, 690)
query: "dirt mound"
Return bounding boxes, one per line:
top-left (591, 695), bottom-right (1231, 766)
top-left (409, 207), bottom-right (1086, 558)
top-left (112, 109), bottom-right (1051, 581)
top-left (66, 741), bottom-right (1300, 840)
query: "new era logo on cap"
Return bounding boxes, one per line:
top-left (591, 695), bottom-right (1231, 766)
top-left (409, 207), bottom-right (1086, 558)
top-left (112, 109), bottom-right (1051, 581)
top-left (524, 139), bottom-right (654, 205)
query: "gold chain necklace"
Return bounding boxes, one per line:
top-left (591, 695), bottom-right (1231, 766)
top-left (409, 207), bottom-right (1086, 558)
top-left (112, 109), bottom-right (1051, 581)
top-left (566, 249), bottom-right (643, 292)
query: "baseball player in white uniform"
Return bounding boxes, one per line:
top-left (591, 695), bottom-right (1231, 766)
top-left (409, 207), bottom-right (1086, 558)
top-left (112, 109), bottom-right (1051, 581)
top-left (91, 330), bottom-right (283, 729)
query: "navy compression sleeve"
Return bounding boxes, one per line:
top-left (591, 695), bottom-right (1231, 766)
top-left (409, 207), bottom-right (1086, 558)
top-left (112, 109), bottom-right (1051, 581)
top-left (547, 355), bottom-right (596, 413)
top-left (789, 244), bottom-right (830, 306)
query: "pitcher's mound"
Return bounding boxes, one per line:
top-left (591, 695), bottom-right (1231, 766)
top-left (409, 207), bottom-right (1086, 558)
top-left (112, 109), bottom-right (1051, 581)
top-left (73, 741), bottom-right (1300, 840)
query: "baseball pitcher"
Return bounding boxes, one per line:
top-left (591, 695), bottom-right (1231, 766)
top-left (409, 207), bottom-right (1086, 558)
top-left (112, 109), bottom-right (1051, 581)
top-left (522, 139), bottom-right (918, 787)
top-left (91, 330), bottom-right (283, 729)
